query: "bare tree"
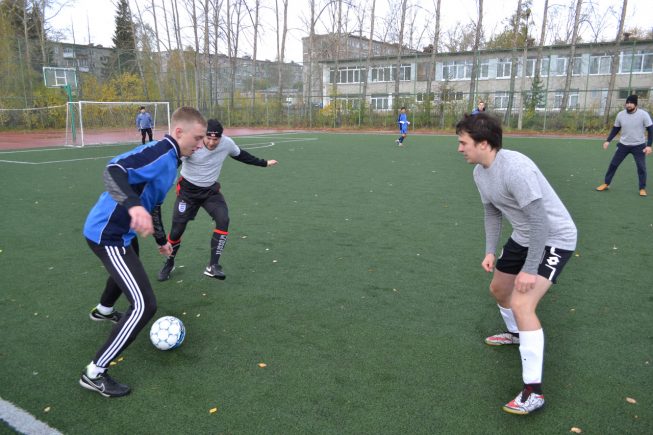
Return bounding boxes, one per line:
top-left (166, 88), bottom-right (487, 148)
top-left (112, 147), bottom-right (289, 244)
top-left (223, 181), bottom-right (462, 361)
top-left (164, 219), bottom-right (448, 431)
top-left (505, 0), bottom-right (523, 125)
top-left (560, 0), bottom-right (583, 112)
top-left (468, 0), bottom-right (483, 111)
top-left (604, 0), bottom-right (627, 124)
top-left (183, 0), bottom-right (201, 106)
top-left (127, 1), bottom-right (149, 98)
top-left (392, 0), bottom-right (407, 110)
top-left (275, 0), bottom-right (289, 106)
top-left (360, 0), bottom-right (376, 123)
top-left (424, 0), bottom-right (441, 127)
top-left (245, 0), bottom-right (261, 114)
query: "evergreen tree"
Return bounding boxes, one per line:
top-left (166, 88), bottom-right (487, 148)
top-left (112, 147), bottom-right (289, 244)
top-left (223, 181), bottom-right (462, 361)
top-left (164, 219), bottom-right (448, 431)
top-left (110, 0), bottom-right (137, 76)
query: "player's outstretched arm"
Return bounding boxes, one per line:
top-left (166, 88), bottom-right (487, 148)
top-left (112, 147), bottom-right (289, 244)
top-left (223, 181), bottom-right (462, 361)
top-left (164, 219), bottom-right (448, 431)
top-left (267, 159), bottom-right (278, 166)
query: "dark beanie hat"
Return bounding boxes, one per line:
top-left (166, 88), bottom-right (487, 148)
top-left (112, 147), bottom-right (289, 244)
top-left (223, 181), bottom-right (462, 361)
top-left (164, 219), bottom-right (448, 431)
top-left (626, 95), bottom-right (638, 105)
top-left (206, 119), bottom-right (223, 137)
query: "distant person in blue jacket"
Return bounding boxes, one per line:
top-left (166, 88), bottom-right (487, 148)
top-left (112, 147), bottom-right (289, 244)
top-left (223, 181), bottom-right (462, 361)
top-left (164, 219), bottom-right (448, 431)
top-left (395, 106), bottom-right (410, 146)
top-left (471, 100), bottom-right (486, 115)
top-left (136, 106), bottom-right (154, 144)
top-left (80, 107), bottom-right (207, 398)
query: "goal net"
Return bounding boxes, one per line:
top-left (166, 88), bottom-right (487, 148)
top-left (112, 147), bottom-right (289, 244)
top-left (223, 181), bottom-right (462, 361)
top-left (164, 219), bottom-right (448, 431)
top-left (66, 101), bottom-right (170, 147)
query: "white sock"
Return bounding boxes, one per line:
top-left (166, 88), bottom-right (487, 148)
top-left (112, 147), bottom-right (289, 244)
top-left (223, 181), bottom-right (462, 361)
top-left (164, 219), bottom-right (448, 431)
top-left (85, 362), bottom-right (106, 378)
top-left (96, 304), bottom-right (114, 315)
top-left (519, 329), bottom-right (544, 384)
top-left (498, 305), bottom-right (519, 334)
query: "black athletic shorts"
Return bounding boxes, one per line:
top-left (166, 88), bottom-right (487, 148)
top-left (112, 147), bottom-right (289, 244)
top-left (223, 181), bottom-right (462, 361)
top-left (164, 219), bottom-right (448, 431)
top-left (172, 177), bottom-right (225, 224)
top-left (495, 237), bottom-right (573, 283)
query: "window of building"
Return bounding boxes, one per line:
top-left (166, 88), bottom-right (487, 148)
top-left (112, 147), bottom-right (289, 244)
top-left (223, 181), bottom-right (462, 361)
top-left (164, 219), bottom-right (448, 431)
top-left (441, 89), bottom-right (463, 101)
top-left (478, 60), bottom-right (489, 79)
top-left (370, 95), bottom-right (390, 110)
top-left (617, 88), bottom-right (650, 99)
top-left (493, 91), bottom-right (509, 109)
top-left (620, 50), bottom-right (653, 73)
top-left (369, 64), bottom-right (411, 82)
top-left (371, 66), bottom-right (394, 82)
top-left (553, 89), bottom-right (580, 109)
top-left (590, 55), bottom-right (612, 75)
top-left (496, 59), bottom-right (512, 78)
top-left (416, 92), bottom-right (435, 102)
top-left (329, 66), bottom-right (365, 84)
top-left (399, 64), bottom-right (411, 81)
top-left (442, 60), bottom-right (472, 80)
top-left (553, 57), bottom-right (567, 75)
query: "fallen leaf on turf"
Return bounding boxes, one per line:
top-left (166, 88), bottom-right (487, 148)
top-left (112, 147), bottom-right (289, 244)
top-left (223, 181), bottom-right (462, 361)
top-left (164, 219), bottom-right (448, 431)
top-left (196, 314), bottom-right (201, 317)
top-left (626, 397), bottom-right (637, 404)
top-left (209, 407), bottom-right (218, 414)
top-left (258, 362), bottom-right (267, 368)
top-left (44, 406), bottom-right (51, 413)
top-left (570, 427), bottom-right (582, 433)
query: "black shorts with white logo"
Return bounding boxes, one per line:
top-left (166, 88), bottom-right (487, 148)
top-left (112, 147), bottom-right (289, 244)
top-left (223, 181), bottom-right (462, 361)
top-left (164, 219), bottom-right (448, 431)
top-left (495, 237), bottom-right (573, 283)
top-left (172, 178), bottom-right (227, 225)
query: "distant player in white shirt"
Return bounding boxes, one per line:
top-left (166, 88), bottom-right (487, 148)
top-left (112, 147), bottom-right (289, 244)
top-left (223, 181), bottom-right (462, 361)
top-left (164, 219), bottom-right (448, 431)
top-left (456, 112), bottom-right (577, 415)
top-left (156, 119), bottom-right (278, 281)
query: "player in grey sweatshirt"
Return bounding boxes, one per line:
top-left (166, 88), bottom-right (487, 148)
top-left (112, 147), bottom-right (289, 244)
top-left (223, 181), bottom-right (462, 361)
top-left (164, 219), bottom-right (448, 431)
top-left (155, 119), bottom-right (278, 281)
top-left (456, 112), bottom-right (577, 415)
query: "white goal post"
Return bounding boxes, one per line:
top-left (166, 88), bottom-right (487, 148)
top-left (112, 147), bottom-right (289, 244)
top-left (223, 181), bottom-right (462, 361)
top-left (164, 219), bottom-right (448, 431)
top-left (66, 101), bottom-right (171, 147)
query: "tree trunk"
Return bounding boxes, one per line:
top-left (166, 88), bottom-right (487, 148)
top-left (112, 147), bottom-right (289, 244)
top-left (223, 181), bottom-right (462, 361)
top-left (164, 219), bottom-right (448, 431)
top-left (393, 0), bottom-right (407, 110)
top-left (504, 0), bottom-right (522, 125)
top-left (468, 0), bottom-right (483, 111)
top-left (604, 0), bottom-right (627, 125)
top-left (425, 0), bottom-right (441, 128)
top-left (149, 0), bottom-right (165, 99)
top-left (560, 0), bottom-right (583, 112)
top-left (128, 1), bottom-right (149, 99)
top-left (361, 0), bottom-right (376, 125)
top-left (250, 0), bottom-right (260, 117)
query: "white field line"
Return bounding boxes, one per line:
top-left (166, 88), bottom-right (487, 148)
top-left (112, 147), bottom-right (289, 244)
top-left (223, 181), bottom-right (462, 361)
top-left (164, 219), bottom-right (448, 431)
top-left (0, 156), bottom-right (115, 165)
top-left (0, 137), bottom-right (318, 165)
top-left (0, 396), bottom-right (63, 435)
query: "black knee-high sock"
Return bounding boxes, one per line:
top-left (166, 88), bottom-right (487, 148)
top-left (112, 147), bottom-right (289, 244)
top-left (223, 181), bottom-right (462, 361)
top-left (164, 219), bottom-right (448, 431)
top-left (210, 230), bottom-right (228, 265)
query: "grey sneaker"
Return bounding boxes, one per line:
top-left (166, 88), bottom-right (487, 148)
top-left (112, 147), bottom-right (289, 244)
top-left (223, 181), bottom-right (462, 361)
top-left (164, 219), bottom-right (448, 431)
top-left (485, 331), bottom-right (520, 346)
top-left (502, 386), bottom-right (545, 415)
top-left (204, 264), bottom-right (226, 280)
top-left (79, 371), bottom-right (130, 398)
top-left (89, 308), bottom-right (122, 324)
top-left (158, 258), bottom-right (175, 281)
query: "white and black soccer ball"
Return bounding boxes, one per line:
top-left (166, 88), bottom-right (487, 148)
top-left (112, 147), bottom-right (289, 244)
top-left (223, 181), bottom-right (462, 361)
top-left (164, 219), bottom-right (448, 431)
top-left (149, 316), bottom-right (185, 350)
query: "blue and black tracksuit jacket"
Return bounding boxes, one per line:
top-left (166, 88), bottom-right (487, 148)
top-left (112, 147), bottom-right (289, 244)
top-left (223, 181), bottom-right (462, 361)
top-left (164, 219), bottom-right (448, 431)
top-left (83, 135), bottom-right (180, 247)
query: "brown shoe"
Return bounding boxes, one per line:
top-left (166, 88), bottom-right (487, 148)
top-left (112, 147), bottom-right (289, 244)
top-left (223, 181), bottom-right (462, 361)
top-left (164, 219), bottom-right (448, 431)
top-left (640, 189), bottom-right (647, 197)
top-left (596, 183), bottom-right (609, 191)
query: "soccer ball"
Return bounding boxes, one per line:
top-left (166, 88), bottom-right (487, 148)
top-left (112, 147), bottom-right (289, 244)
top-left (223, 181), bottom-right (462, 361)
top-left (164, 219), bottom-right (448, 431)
top-left (149, 316), bottom-right (185, 350)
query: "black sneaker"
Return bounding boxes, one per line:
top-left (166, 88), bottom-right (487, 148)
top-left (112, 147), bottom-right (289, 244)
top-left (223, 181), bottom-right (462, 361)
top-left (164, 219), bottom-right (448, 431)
top-left (157, 258), bottom-right (175, 281)
top-left (79, 371), bottom-right (131, 398)
top-left (204, 264), bottom-right (226, 280)
top-left (89, 308), bottom-right (123, 324)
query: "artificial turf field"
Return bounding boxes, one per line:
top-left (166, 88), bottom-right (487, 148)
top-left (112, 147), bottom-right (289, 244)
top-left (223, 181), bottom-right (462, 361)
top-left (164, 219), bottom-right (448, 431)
top-left (0, 131), bottom-right (651, 434)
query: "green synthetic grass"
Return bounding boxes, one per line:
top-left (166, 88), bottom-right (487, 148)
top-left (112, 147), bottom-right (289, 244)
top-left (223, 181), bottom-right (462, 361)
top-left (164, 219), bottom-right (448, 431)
top-left (0, 132), bottom-right (651, 434)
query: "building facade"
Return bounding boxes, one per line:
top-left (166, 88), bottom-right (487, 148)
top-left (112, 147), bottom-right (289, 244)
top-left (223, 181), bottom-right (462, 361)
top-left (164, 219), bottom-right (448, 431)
top-left (312, 36), bottom-right (653, 115)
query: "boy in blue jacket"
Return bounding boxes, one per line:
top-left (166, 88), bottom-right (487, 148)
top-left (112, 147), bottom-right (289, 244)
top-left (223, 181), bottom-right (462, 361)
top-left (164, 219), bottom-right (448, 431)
top-left (80, 107), bottom-right (206, 398)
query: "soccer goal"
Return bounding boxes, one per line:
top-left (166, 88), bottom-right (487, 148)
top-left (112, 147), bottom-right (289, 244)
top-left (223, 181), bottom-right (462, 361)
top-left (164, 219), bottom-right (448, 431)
top-left (66, 101), bottom-right (170, 147)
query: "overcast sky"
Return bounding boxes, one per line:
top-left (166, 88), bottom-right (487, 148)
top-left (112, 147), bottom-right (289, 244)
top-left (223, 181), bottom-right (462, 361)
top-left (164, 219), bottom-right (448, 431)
top-left (49, 0), bottom-right (652, 64)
